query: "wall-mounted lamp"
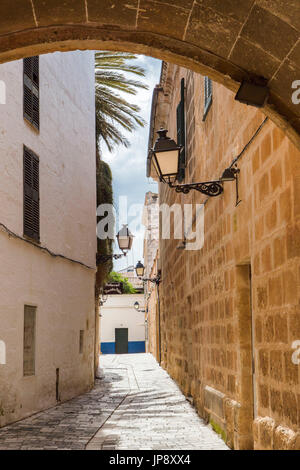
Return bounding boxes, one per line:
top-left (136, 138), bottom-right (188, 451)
top-left (150, 129), bottom-right (239, 199)
top-left (234, 81), bottom-right (269, 108)
top-left (135, 261), bottom-right (161, 285)
top-left (134, 301), bottom-right (146, 313)
top-left (116, 224), bottom-right (134, 253)
top-left (96, 224), bottom-right (134, 265)
top-left (220, 166), bottom-right (241, 206)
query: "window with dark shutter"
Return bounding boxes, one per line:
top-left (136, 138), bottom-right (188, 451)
top-left (23, 146), bottom-right (40, 242)
top-left (23, 56), bottom-right (39, 130)
top-left (176, 78), bottom-right (186, 182)
top-left (23, 305), bottom-right (36, 376)
top-left (79, 330), bottom-right (84, 354)
top-left (203, 76), bottom-right (212, 121)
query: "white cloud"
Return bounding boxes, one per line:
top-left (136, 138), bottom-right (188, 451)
top-left (101, 55), bottom-right (161, 271)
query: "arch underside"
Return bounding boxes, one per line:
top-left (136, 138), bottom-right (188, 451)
top-left (0, 1), bottom-right (299, 148)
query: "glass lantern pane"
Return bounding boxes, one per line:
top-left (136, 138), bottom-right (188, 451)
top-left (152, 155), bottom-right (160, 177)
top-left (118, 237), bottom-right (130, 250)
top-left (156, 150), bottom-right (179, 177)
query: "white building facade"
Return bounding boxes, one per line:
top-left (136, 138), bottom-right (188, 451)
top-left (0, 51), bottom-right (96, 427)
top-left (100, 294), bottom-right (146, 354)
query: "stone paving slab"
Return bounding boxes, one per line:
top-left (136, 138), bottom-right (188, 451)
top-left (0, 353), bottom-right (228, 450)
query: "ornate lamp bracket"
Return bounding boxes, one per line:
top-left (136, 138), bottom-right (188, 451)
top-left (168, 180), bottom-right (224, 197)
top-left (96, 253), bottom-right (125, 265)
top-left (139, 275), bottom-right (161, 285)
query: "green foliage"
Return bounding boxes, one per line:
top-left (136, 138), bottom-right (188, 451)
top-left (107, 271), bottom-right (136, 294)
top-left (95, 51), bottom-right (148, 152)
top-left (96, 158), bottom-right (114, 289)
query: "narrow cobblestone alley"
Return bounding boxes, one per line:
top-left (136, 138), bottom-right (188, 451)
top-left (0, 354), bottom-right (228, 450)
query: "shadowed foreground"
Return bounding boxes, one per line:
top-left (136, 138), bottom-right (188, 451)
top-left (0, 354), bottom-right (228, 450)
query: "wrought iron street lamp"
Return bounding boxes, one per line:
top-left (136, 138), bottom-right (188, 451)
top-left (135, 261), bottom-right (161, 285)
top-left (96, 224), bottom-right (134, 265)
top-left (151, 128), bottom-right (181, 184)
top-left (135, 260), bottom-right (145, 278)
top-left (150, 129), bottom-right (239, 198)
top-left (116, 224), bottom-right (133, 253)
top-left (134, 301), bottom-right (146, 313)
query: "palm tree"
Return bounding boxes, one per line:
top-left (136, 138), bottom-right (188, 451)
top-left (95, 51), bottom-right (149, 153)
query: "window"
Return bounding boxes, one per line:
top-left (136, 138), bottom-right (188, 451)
top-left (23, 146), bottom-right (40, 242)
top-left (79, 330), bottom-right (84, 354)
top-left (0, 340), bottom-right (6, 365)
top-left (176, 78), bottom-right (186, 182)
top-left (203, 76), bottom-right (212, 121)
top-left (23, 306), bottom-right (36, 376)
top-left (23, 56), bottom-right (39, 130)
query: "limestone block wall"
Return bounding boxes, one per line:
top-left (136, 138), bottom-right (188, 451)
top-left (0, 51), bottom-right (96, 426)
top-left (145, 252), bottom-right (160, 361)
top-left (152, 63), bottom-right (300, 450)
top-left (143, 191), bottom-right (159, 280)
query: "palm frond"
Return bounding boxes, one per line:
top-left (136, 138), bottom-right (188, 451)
top-left (95, 51), bottom-right (146, 76)
top-left (95, 71), bottom-right (148, 94)
top-left (95, 51), bottom-right (148, 152)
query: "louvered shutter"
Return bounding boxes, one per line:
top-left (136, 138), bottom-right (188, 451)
top-left (23, 57), bottom-right (39, 130)
top-left (23, 305), bottom-right (36, 376)
top-left (176, 78), bottom-right (186, 182)
top-left (203, 76), bottom-right (212, 120)
top-left (23, 146), bottom-right (40, 241)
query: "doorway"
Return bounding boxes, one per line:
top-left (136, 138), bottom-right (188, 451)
top-left (115, 328), bottom-right (128, 354)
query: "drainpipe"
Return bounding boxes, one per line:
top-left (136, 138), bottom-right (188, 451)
top-left (156, 271), bottom-right (162, 365)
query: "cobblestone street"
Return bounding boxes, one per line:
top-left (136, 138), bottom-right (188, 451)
top-left (0, 354), bottom-right (228, 450)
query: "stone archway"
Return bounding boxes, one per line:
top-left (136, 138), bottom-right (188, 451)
top-left (0, 1), bottom-right (299, 148)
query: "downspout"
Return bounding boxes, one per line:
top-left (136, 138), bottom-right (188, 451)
top-left (156, 272), bottom-right (162, 365)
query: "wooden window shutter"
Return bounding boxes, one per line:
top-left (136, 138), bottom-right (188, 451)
top-left (23, 56), bottom-right (39, 130)
top-left (23, 146), bottom-right (40, 241)
top-left (176, 78), bottom-right (186, 182)
top-left (23, 305), bottom-right (36, 376)
top-left (203, 76), bottom-right (212, 121)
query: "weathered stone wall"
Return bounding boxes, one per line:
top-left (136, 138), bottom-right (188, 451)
top-left (0, 2), bottom-right (299, 149)
top-left (150, 62), bottom-right (300, 450)
top-left (143, 192), bottom-right (159, 280)
top-left (0, 51), bottom-right (96, 427)
top-left (142, 192), bottom-right (160, 359)
top-left (145, 252), bottom-right (160, 361)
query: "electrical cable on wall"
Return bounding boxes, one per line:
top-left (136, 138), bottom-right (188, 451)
top-left (0, 222), bottom-right (95, 270)
top-left (202, 116), bottom-right (269, 207)
top-left (230, 116), bottom-right (269, 167)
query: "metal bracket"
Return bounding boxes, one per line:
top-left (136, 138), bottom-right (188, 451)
top-left (168, 180), bottom-right (223, 196)
top-left (96, 253), bottom-right (125, 265)
top-left (140, 275), bottom-right (161, 285)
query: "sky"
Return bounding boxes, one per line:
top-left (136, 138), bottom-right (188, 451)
top-left (101, 55), bottom-right (161, 272)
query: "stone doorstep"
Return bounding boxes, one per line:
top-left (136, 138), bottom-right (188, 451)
top-left (254, 416), bottom-right (300, 450)
top-left (203, 385), bottom-right (244, 446)
top-left (204, 385), bottom-right (226, 419)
